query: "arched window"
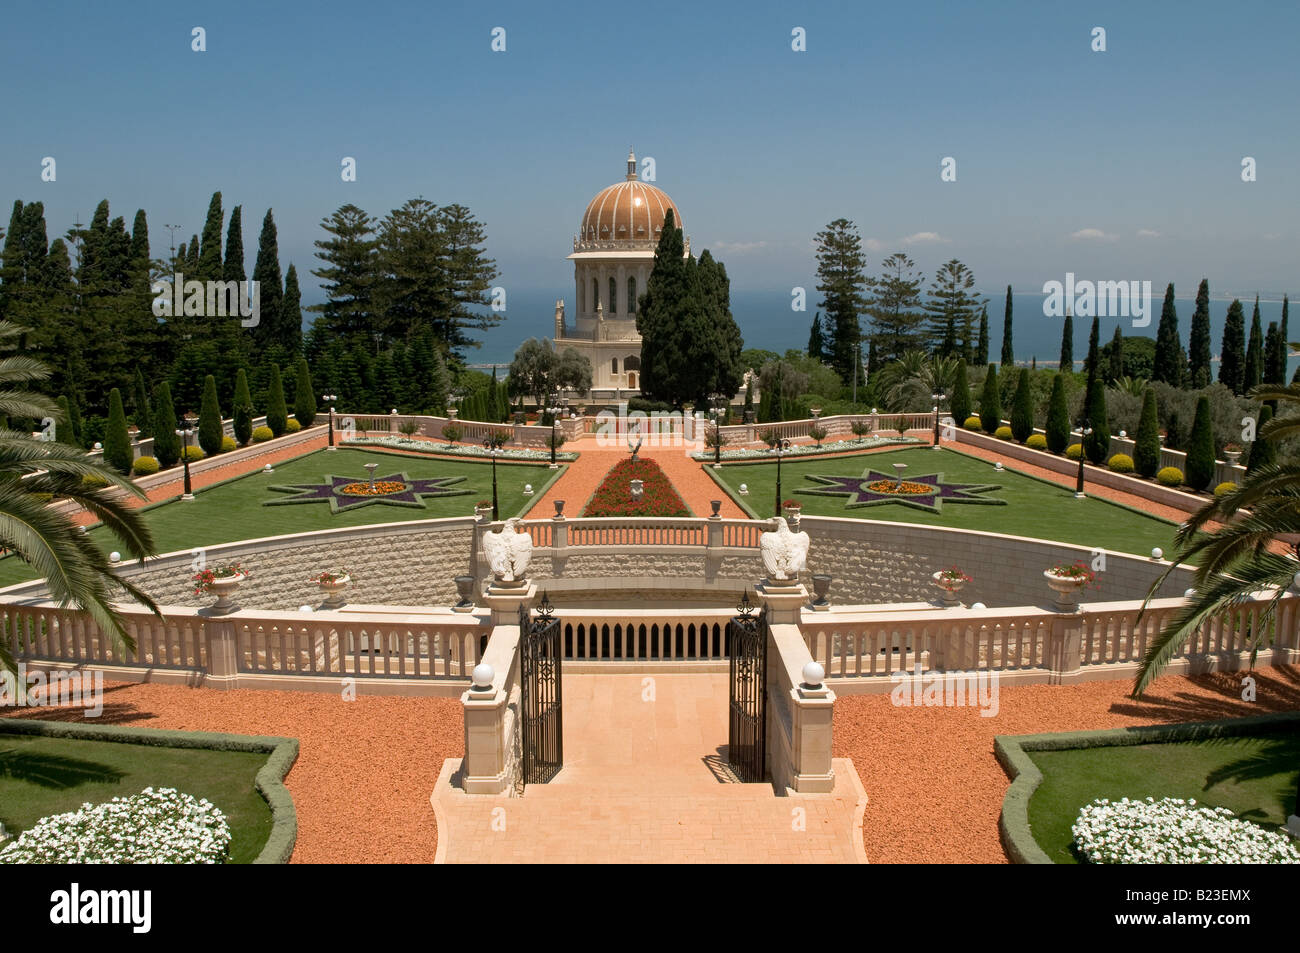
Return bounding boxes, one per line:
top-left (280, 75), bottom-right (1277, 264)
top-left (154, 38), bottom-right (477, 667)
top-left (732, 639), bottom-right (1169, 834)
top-left (627, 277), bottom-right (637, 314)
top-left (611, 358), bottom-right (619, 374)
top-left (623, 355), bottom-right (640, 371)
top-left (592, 278), bottom-right (599, 312)
top-left (609, 277), bottom-right (618, 315)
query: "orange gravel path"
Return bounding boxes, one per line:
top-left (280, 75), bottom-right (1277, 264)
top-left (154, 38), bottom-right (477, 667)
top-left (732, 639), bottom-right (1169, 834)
top-left (836, 664), bottom-right (1300, 864)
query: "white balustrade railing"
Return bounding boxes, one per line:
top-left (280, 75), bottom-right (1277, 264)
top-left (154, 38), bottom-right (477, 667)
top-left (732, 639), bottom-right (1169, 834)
top-left (3, 601), bottom-right (207, 670)
top-left (555, 607), bottom-right (736, 660)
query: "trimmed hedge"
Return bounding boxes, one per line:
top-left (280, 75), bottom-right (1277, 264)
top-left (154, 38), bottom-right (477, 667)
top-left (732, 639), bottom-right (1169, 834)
top-left (1107, 453), bottom-right (1134, 473)
top-left (221, 435), bottom-right (237, 452)
top-left (964, 416), bottom-right (982, 430)
top-left (251, 426), bottom-right (273, 443)
top-left (1214, 481), bottom-right (1237, 497)
top-left (994, 425), bottom-right (1013, 440)
top-left (285, 419), bottom-right (302, 433)
top-left (182, 445), bottom-right (206, 462)
top-left (1065, 443), bottom-right (1083, 460)
top-left (1156, 466), bottom-right (1184, 487)
top-left (131, 455), bottom-right (160, 476)
top-left (1026, 434), bottom-right (1048, 450)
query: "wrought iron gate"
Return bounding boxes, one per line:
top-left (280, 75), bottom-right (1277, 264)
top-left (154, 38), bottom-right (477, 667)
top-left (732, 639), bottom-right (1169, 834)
top-left (519, 594), bottom-right (563, 785)
top-left (727, 592), bottom-right (768, 783)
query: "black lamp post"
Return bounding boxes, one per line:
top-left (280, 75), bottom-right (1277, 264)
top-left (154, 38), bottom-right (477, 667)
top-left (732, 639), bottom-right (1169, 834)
top-left (773, 437), bottom-right (792, 517)
top-left (178, 413), bottom-right (197, 500)
top-left (484, 436), bottom-right (500, 520)
top-left (1076, 417), bottom-right (1092, 498)
top-left (931, 390), bottom-right (944, 449)
top-left (546, 392), bottom-right (561, 468)
top-left (323, 393), bottom-right (338, 449)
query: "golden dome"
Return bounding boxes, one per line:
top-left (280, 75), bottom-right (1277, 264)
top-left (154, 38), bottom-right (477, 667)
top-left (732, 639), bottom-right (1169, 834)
top-left (578, 151), bottom-right (682, 247)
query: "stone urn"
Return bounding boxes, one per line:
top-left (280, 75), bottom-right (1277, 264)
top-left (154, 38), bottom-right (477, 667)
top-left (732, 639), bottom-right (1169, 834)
top-left (630, 479), bottom-right (644, 502)
top-left (1044, 569), bottom-right (1089, 610)
top-left (710, 499), bottom-right (722, 518)
top-left (475, 503), bottom-right (493, 522)
top-left (810, 574), bottom-right (832, 610)
top-left (1224, 449), bottom-right (1242, 466)
top-left (206, 572), bottom-right (246, 615)
top-left (553, 499), bottom-right (566, 518)
top-left (317, 574), bottom-right (350, 609)
top-left (932, 571), bottom-right (967, 607)
top-left (452, 575), bottom-right (476, 612)
top-left (782, 502), bottom-right (802, 527)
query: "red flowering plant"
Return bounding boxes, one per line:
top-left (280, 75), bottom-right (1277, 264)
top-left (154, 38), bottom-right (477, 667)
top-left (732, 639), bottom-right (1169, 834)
top-left (1047, 560), bottom-right (1099, 588)
top-left (781, 499), bottom-right (802, 508)
top-left (311, 568), bottom-right (352, 585)
top-left (192, 562), bottom-right (248, 596)
top-left (935, 566), bottom-right (972, 590)
top-left (581, 458), bottom-right (691, 517)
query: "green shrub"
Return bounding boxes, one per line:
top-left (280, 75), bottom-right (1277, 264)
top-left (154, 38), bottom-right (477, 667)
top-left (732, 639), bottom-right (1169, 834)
top-left (131, 456), bottom-right (160, 475)
top-left (1156, 466), bottom-right (1184, 487)
top-left (251, 426), bottom-right (273, 443)
top-left (294, 358), bottom-right (316, 428)
top-left (1045, 373), bottom-right (1070, 454)
top-left (1082, 377), bottom-right (1109, 464)
top-left (286, 418), bottom-right (302, 433)
top-left (233, 368), bottom-right (254, 446)
top-left (994, 425), bottom-right (1013, 440)
top-left (949, 360), bottom-right (970, 426)
top-left (1026, 433), bottom-right (1048, 450)
top-left (964, 415), bottom-right (982, 430)
top-left (1213, 481), bottom-right (1237, 498)
top-left (1066, 443), bottom-right (1083, 460)
top-left (81, 474), bottom-right (110, 489)
top-left (266, 364), bottom-right (288, 436)
top-left (1133, 387), bottom-right (1161, 478)
top-left (979, 364), bottom-right (1001, 433)
top-left (442, 424), bottom-right (463, 444)
top-left (182, 445), bottom-right (206, 462)
top-left (1010, 368), bottom-right (1034, 442)
top-left (152, 382), bottom-right (180, 467)
top-left (198, 375), bottom-right (223, 456)
top-left (221, 436), bottom-right (236, 452)
top-left (103, 388), bottom-right (132, 474)
top-left (1184, 395), bottom-right (1215, 491)
top-left (1108, 453), bottom-right (1134, 473)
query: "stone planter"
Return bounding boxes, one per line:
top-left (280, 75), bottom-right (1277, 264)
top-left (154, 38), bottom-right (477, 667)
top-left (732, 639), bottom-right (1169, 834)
top-left (783, 504), bottom-right (802, 527)
top-left (932, 571), bottom-right (966, 607)
top-left (553, 499), bottom-right (565, 518)
top-left (317, 575), bottom-right (350, 609)
top-left (811, 574), bottom-right (832, 610)
top-left (452, 575), bottom-right (476, 612)
top-left (475, 505), bottom-right (493, 522)
top-left (205, 572), bottom-right (246, 615)
top-left (710, 499), bottom-right (722, 518)
top-left (1224, 450), bottom-right (1242, 466)
top-left (1044, 570), bottom-right (1089, 610)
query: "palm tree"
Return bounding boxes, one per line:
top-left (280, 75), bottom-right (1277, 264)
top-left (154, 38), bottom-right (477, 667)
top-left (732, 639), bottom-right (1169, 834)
top-left (1133, 363), bottom-right (1300, 696)
top-left (879, 351), bottom-right (960, 412)
top-left (0, 321), bottom-right (160, 675)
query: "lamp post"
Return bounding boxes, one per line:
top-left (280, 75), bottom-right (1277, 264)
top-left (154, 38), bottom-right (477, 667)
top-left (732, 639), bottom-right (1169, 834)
top-left (931, 390), bottom-right (944, 450)
top-left (178, 413), bottom-right (197, 500)
top-left (773, 437), bottom-right (792, 517)
top-left (323, 393), bottom-right (338, 449)
top-left (711, 395), bottom-right (727, 468)
top-left (546, 392), bottom-right (562, 468)
top-left (1075, 417), bottom-right (1092, 498)
top-left (483, 435), bottom-right (500, 520)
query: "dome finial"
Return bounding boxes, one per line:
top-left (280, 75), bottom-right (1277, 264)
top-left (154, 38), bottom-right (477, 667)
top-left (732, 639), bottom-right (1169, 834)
top-left (626, 147), bottom-right (637, 181)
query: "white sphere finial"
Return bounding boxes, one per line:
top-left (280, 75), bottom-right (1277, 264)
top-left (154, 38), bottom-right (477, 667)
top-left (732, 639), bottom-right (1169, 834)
top-left (1151, 547), bottom-right (1163, 560)
top-left (109, 551), bottom-right (121, 563)
top-left (802, 661), bottom-right (825, 687)
top-left (472, 663), bottom-right (495, 689)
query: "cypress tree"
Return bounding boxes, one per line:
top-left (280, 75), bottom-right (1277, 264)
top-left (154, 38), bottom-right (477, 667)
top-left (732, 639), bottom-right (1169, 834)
top-left (197, 192), bottom-right (223, 281)
top-left (198, 374), bottom-right (223, 455)
top-left (949, 359), bottom-right (970, 425)
top-left (807, 312), bottom-right (824, 361)
top-left (1184, 395), bottom-right (1215, 491)
top-left (55, 395), bottom-right (78, 446)
top-left (1031, 356), bottom-right (1037, 370)
top-left (67, 394), bottom-right (84, 448)
top-left (153, 382), bottom-right (179, 467)
top-left (976, 304), bottom-right (989, 366)
top-left (1106, 326), bottom-right (1124, 382)
top-left (1153, 283), bottom-right (1182, 385)
top-left (186, 234), bottom-right (200, 273)
top-left (251, 210), bottom-right (284, 352)
top-left (1000, 285), bottom-right (1014, 367)
top-left (1059, 312), bottom-right (1074, 372)
top-left (979, 364), bottom-right (1001, 433)
top-left (1219, 299), bottom-right (1246, 395)
top-left (1083, 316), bottom-right (1101, 384)
top-left (266, 363), bottom-right (288, 436)
top-left (130, 367), bottom-right (152, 438)
top-left (223, 206), bottom-right (245, 283)
top-left (1045, 373), bottom-right (1070, 454)
top-left (1246, 404), bottom-right (1275, 474)
top-left (294, 357), bottom-right (316, 426)
top-left (1264, 321), bottom-right (1284, 385)
top-left (1010, 368), bottom-right (1034, 442)
top-left (1187, 278), bottom-right (1212, 388)
top-left (282, 263), bottom-right (304, 355)
top-left (1083, 377), bottom-right (1109, 465)
top-left (103, 388), bottom-right (132, 474)
top-left (1281, 295), bottom-right (1290, 378)
top-left (233, 368), bottom-right (254, 445)
top-left (1134, 387), bottom-right (1161, 478)
top-left (1245, 296), bottom-right (1264, 391)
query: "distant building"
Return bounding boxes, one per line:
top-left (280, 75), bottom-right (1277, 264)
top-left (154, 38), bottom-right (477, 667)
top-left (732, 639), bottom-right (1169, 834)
top-left (552, 150), bottom-right (690, 397)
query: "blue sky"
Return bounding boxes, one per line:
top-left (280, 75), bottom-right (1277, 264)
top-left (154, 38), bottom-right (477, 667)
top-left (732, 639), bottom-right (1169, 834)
top-left (2, 0), bottom-right (1297, 313)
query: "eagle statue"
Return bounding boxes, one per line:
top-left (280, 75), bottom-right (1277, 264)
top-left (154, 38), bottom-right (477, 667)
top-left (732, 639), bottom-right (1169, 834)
top-left (759, 516), bottom-right (810, 582)
top-left (481, 517), bottom-right (534, 583)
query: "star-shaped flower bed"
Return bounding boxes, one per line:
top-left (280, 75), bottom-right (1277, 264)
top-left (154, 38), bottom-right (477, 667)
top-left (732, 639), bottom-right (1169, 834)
top-left (796, 468), bottom-right (1006, 514)
top-left (264, 473), bottom-right (471, 513)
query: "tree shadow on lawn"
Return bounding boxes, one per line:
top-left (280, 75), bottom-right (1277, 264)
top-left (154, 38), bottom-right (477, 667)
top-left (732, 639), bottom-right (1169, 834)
top-left (0, 748), bottom-right (125, 789)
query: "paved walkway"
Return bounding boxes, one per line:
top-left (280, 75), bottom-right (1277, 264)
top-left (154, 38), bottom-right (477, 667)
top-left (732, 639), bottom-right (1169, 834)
top-left (432, 674), bottom-right (867, 863)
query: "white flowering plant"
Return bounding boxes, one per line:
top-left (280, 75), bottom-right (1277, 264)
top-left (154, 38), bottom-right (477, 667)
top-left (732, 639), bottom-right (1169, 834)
top-left (343, 435), bottom-right (577, 461)
top-left (1071, 796), bottom-right (1300, 864)
top-left (690, 434), bottom-right (923, 461)
top-left (0, 787), bottom-right (232, 864)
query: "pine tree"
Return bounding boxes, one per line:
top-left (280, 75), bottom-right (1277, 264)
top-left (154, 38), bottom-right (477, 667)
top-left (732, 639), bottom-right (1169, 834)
top-left (294, 357), bottom-right (315, 426)
top-left (813, 219), bottom-right (870, 382)
top-left (197, 192), bottom-right (224, 281)
top-left (949, 359), bottom-right (970, 425)
top-left (1046, 373), bottom-right (1070, 454)
top-left (1153, 283), bottom-right (1182, 385)
top-left (198, 374), bottom-right (223, 455)
top-left (1059, 312), bottom-right (1074, 372)
top-left (976, 304), bottom-right (989, 366)
top-left (265, 363), bottom-right (288, 435)
top-left (924, 259), bottom-right (982, 360)
top-left (1083, 377), bottom-right (1109, 465)
top-left (1187, 278), bottom-right (1212, 388)
top-left (1245, 296), bottom-right (1264, 391)
top-left (103, 388), bottom-right (132, 473)
top-left (1245, 404), bottom-right (1275, 474)
top-left (251, 209), bottom-right (284, 352)
top-left (1000, 285), bottom-right (1014, 367)
top-left (979, 364), bottom-right (1001, 433)
top-left (1134, 387), bottom-right (1161, 478)
top-left (1184, 396), bottom-right (1215, 491)
top-left (1106, 326), bottom-right (1124, 383)
top-left (865, 252), bottom-right (925, 363)
top-left (130, 367), bottom-right (152, 438)
top-left (152, 382), bottom-right (179, 467)
top-left (1010, 368), bottom-right (1034, 442)
top-left (232, 367), bottom-right (254, 445)
top-left (282, 263), bottom-right (303, 355)
top-left (307, 204), bottom-right (379, 356)
top-left (1219, 299), bottom-right (1246, 395)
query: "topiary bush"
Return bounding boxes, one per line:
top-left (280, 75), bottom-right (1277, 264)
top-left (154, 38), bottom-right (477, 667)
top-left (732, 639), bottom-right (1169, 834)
top-left (1045, 372), bottom-right (1071, 454)
top-left (1183, 395), bottom-right (1215, 492)
top-left (251, 426), bottom-right (273, 443)
top-left (182, 445), bottom-right (206, 462)
top-left (994, 425), bottom-right (1013, 440)
top-left (285, 418), bottom-right (302, 433)
top-left (1213, 481), bottom-right (1237, 498)
top-left (131, 456), bottom-right (160, 476)
top-left (1026, 433), bottom-right (1048, 450)
top-left (103, 388), bottom-right (132, 475)
top-left (1133, 387), bottom-right (1161, 478)
top-left (979, 364), bottom-right (1001, 433)
top-left (1108, 453), bottom-right (1134, 473)
top-left (1066, 443), bottom-right (1083, 460)
top-left (221, 436), bottom-right (236, 452)
top-left (1156, 466), bottom-right (1184, 487)
top-left (1010, 368), bottom-right (1034, 442)
top-left (197, 375), bottom-right (223, 456)
top-left (964, 415), bottom-right (982, 430)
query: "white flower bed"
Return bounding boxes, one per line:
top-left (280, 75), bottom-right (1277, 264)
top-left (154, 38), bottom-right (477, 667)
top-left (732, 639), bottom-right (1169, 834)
top-left (692, 434), bottom-right (924, 461)
top-left (344, 436), bottom-right (577, 461)
top-left (1072, 796), bottom-right (1300, 864)
top-left (0, 787), bottom-right (232, 864)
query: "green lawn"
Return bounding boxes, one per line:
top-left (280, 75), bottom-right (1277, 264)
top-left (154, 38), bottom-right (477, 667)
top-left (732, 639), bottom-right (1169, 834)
top-left (709, 446), bottom-right (1178, 556)
top-left (0, 448), bottom-right (559, 587)
top-left (1026, 732), bottom-right (1300, 864)
top-left (0, 732), bottom-right (275, 863)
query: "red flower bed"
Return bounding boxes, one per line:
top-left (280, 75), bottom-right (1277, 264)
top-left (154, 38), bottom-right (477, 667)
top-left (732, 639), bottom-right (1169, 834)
top-left (581, 458), bottom-right (692, 517)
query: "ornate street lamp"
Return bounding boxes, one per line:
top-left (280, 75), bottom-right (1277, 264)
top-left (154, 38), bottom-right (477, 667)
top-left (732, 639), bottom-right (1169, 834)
top-left (322, 393), bottom-right (339, 449)
top-left (483, 435), bottom-right (500, 520)
top-left (178, 412), bottom-right (198, 500)
top-left (773, 437), bottom-right (792, 517)
top-left (931, 390), bottom-right (945, 449)
top-left (546, 391), bottom-right (563, 468)
top-left (1075, 417), bottom-right (1092, 498)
